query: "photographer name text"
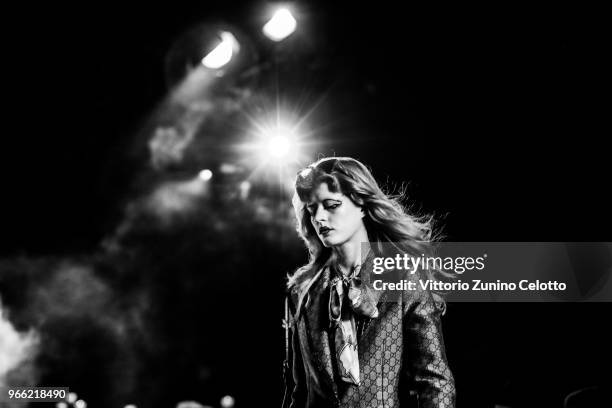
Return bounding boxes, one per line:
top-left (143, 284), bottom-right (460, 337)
top-left (373, 279), bottom-right (567, 292)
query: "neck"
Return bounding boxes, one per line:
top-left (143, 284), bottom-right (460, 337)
top-left (331, 228), bottom-right (370, 276)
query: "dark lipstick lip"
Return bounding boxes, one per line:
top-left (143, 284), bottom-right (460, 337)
top-left (319, 227), bottom-right (333, 234)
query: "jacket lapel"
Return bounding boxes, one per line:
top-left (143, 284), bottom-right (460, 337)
top-left (301, 265), bottom-right (339, 400)
top-left (296, 249), bottom-right (385, 401)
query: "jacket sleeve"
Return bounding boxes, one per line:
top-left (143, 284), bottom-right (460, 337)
top-left (402, 287), bottom-right (456, 408)
top-left (282, 295), bottom-right (307, 408)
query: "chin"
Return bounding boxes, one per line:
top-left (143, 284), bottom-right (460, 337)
top-left (320, 236), bottom-right (338, 248)
top-left (320, 235), bottom-right (346, 248)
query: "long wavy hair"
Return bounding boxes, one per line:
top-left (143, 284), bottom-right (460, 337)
top-left (288, 157), bottom-right (446, 299)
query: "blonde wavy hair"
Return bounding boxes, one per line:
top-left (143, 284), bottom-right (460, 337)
top-left (288, 157), bottom-right (446, 299)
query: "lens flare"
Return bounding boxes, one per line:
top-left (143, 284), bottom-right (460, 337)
top-left (267, 134), bottom-right (291, 158)
top-left (256, 124), bottom-right (300, 164)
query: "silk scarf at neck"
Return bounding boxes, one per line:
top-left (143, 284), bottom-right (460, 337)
top-left (328, 257), bottom-right (380, 386)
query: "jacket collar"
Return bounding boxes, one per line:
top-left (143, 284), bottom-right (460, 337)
top-left (295, 246), bottom-right (380, 321)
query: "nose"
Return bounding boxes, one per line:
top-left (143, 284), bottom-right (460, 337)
top-left (313, 205), bottom-right (328, 224)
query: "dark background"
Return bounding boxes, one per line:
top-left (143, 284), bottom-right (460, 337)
top-left (1, 1), bottom-right (610, 407)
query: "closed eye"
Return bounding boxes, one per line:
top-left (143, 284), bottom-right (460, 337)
top-left (324, 203), bottom-right (341, 210)
top-left (306, 199), bottom-right (342, 216)
top-left (323, 199), bottom-right (341, 208)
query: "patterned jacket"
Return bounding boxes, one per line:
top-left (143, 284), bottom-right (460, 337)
top-left (282, 255), bottom-right (456, 408)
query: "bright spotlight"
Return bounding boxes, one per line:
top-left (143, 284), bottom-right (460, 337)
top-left (220, 395), bottom-right (235, 408)
top-left (198, 169), bottom-right (213, 181)
top-left (267, 135), bottom-right (291, 158)
top-left (202, 31), bottom-right (239, 69)
top-left (263, 8), bottom-right (297, 42)
top-left (242, 108), bottom-right (311, 176)
top-left (253, 123), bottom-right (301, 165)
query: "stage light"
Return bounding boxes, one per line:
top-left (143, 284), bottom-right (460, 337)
top-left (220, 163), bottom-right (240, 174)
top-left (239, 181), bottom-right (251, 199)
top-left (176, 401), bottom-right (206, 408)
top-left (268, 134), bottom-right (291, 158)
top-left (201, 31), bottom-right (239, 69)
top-left (239, 108), bottom-right (312, 182)
top-left (67, 393), bottom-right (77, 404)
top-left (220, 395), bottom-right (235, 408)
top-left (75, 400), bottom-right (87, 408)
top-left (258, 124), bottom-right (299, 164)
top-left (198, 169), bottom-right (213, 181)
top-left (263, 8), bottom-right (297, 41)
top-left (165, 23), bottom-right (256, 89)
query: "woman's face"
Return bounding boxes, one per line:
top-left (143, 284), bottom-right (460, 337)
top-left (305, 182), bottom-right (366, 248)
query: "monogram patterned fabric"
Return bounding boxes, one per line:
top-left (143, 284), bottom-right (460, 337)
top-left (283, 263), bottom-right (456, 408)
